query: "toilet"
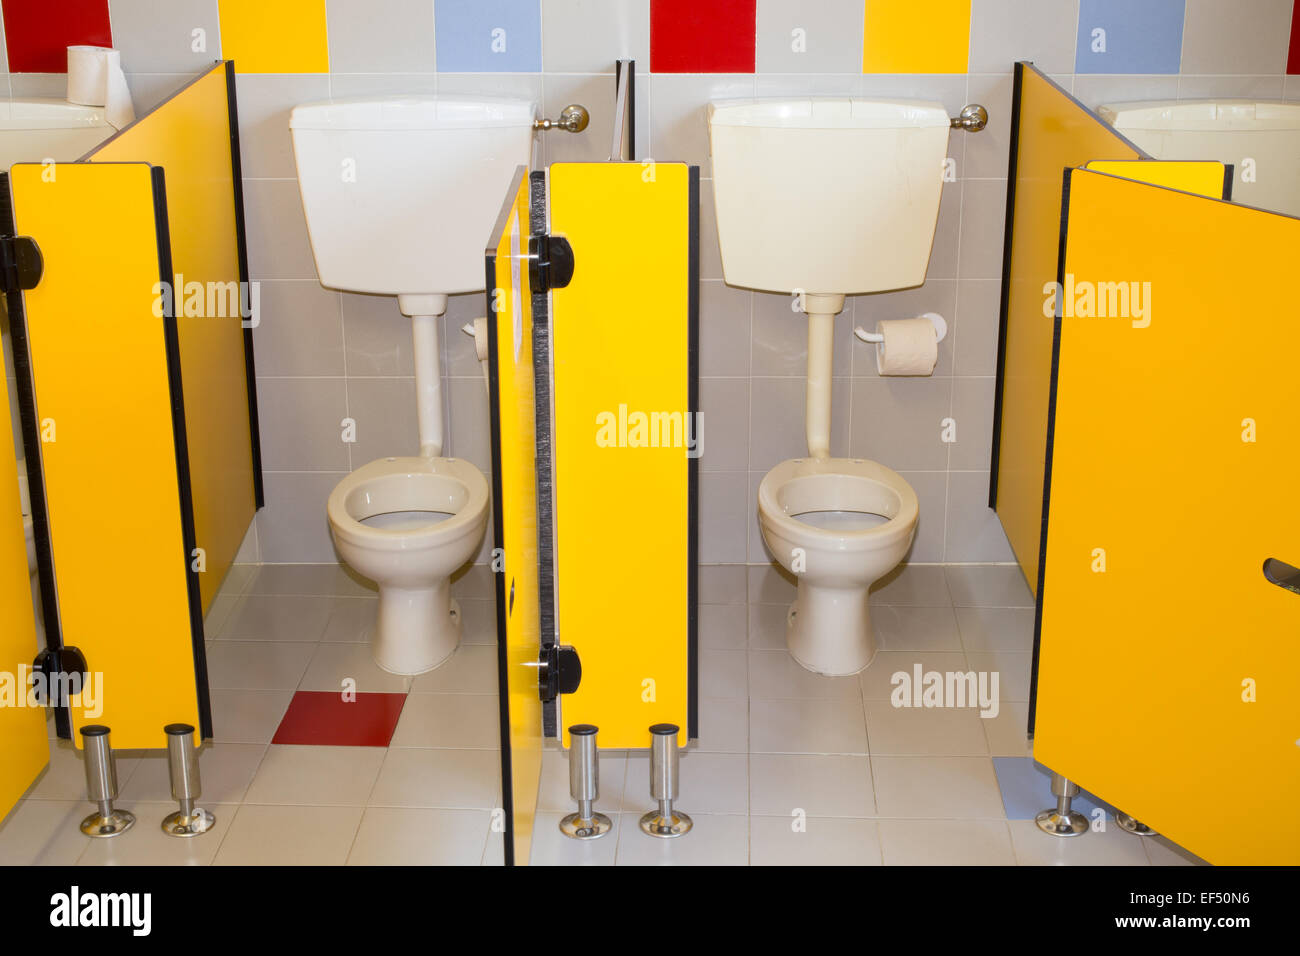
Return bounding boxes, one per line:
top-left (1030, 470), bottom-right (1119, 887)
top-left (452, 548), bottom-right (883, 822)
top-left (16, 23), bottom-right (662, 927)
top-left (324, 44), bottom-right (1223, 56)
top-left (708, 98), bottom-right (952, 675)
top-left (291, 95), bottom-right (536, 674)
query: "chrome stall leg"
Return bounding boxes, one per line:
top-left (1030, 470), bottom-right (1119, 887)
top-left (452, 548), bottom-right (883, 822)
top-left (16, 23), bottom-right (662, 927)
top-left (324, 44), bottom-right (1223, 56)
top-left (79, 725), bottom-right (135, 838)
top-left (161, 723), bottom-right (215, 837)
top-left (1115, 811), bottom-right (1157, 836)
top-left (639, 723), bottom-right (692, 838)
top-left (559, 724), bottom-right (612, 839)
top-left (1035, 771), bottom-right (1088, 837)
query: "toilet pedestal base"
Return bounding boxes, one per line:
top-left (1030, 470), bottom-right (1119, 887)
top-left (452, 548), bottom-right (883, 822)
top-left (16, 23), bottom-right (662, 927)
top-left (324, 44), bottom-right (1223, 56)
top-left (785, 583), bottom-right (877, 676)
top-left (371, 580), bottom-right (461, 676)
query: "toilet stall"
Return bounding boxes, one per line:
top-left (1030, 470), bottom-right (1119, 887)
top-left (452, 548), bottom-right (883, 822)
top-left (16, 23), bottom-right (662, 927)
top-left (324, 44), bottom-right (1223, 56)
top-left (992, 63), bottom-right (1300, 864)
top-left (0, 62), bottom-right (260, 818)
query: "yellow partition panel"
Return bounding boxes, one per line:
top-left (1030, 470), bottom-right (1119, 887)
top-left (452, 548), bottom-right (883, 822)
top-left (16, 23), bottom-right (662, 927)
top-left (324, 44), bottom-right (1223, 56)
top-left (1035, 168), bottom-right (1300, 864)
top-left (548, 162), bottom-right (697, 750)
top-left (0, 343), bottom-right (46, 819)
top-left (990, 63), bottom-right (1142, 594)
top-left (9, 162), bottom-right (202, 749)
top-left (486, 169), bottom-right (543, 866)
top-left (1082, 160), bottom-right (1228, 198)
top-left (88, 62), bottom-right (259, 614)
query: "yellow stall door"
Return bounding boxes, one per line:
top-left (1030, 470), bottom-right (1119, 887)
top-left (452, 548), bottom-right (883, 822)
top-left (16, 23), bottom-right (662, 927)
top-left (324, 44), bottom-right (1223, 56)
top-left (0, 325), bottom-right (46, 820)
top-left (1035, 168), bottom-right (1300, 864)
top-left (9, 162), bottom-right (204, 750)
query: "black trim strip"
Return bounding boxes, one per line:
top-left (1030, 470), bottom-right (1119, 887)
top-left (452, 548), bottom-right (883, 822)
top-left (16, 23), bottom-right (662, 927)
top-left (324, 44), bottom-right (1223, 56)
top-left (1222, 162), bottom-right (1234, 202)
top-left (152, 167), bottom-right (212, 741)
top-left (530, 169), bottom-right (558, 739)
top-left (628, 64), bottom-right (636, 159)
top-left (687, 165), bottom-right (699, 740)
top-left (224, 61), bottom-right (265, 509)
top-left (987, 61), bottom-right (1025, 509)
top-left (0, 172), bottom-right (70, 737)
top-left (1027, 167), bottom-right (1075, 739)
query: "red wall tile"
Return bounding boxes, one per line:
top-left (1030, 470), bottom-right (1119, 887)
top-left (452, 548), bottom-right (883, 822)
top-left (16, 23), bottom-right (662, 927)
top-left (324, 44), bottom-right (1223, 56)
top-left (650, 0), bottom-right (756, 73)
top-left (1289, 0), bottom-right (1300, 74)
top-left (3, 0), bottom-right (112, 73)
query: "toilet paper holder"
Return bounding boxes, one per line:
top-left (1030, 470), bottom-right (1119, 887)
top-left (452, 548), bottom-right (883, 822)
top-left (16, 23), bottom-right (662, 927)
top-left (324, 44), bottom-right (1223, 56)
top-left (853, 312), bottom-right (947, 345)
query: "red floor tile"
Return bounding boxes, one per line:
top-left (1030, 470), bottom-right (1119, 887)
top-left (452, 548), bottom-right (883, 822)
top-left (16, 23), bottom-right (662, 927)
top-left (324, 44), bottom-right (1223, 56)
top-left (272, 691), bottom-right (408, 747)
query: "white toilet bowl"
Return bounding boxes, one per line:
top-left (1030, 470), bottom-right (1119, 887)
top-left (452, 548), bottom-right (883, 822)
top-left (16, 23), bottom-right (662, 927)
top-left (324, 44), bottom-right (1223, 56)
top-left (758, 457), bottom-right (918, 676)
top-left (327, 455), bottom-right (489, 675)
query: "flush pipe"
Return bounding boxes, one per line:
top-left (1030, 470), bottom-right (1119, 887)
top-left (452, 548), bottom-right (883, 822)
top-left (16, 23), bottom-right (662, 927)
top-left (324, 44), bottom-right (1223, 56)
top-left (802, 293), bottom-right (844, 460)
top-left (398, 293), bottom-right (448, 458)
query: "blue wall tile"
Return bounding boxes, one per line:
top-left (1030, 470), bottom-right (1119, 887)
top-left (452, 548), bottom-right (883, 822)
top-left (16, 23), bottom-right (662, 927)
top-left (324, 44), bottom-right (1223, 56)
top-left (1075, 0), bottom-right (1185, 74)
top-left (435, 0), bottom-right (541, 72)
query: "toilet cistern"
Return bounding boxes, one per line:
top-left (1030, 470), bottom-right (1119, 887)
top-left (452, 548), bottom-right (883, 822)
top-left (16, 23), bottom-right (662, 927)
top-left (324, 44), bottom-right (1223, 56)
top-left (708, 97), bottom-right (984, 675)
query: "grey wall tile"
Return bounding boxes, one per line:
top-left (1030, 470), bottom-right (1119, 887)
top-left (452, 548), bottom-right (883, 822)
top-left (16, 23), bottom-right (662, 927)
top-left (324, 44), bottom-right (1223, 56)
top-left (850, 280), bottom-right (958, 378)
top-left (699, 377), bottom-right (749, 472)
top-left (1180, 0), bottom-right (1293, 75)
top-left (751, 293), bottom-right (851, 377)
top-left (753, 72), bottom-right (862, 96)
top-left (109, 0), bottom-right (222, 72)
top-left (849, 377), bottom-right (952, 471)
top-left (259, 473), bottom-right (344, 563)
top-left (347, 377), bottom-right (419, 462)
top-left (699, 281), bottom-right (752, 377)
top-left (243, 180), bottom-right (319, 280)
top-left (948, 377), bottom-right (995, 471)
top-left (700, 472), bottom-right (750, 564)
top-left (1072, 74), bottom-right (1181, 113)
top-left (698, 177), bottom-right (724, 281)
top-left (963, 73), bottom-right (1013, 179)
top-left (749, 376), bottom-right (850, 472)
top-left (755, 0), bottom-right (864, 74)
top-left (926, 179), bottom-right (963, 281)
top-left (543, 72), bottom-right (648, 163)
top-left (541, 0), bottom-right (650, 73)
top-left (952, 279), bottom-right (1000, 377)
top-left (944, 471), bottom-right (1013, 562)
top-left (256, 378), bottom-right (350, 471)
top-left (342, 292), bottom-right (416, 376)
top-left (327, 0), bottom-right (436, 73)
top-left (251, 281), bottom-right (344, 376)
top-left (10, 75), bottom-right (68, 97)
top-left (445, 377), bottom-right (492, 471)
top-left (443, 293), bottom-right (488, 377)
top-left (649, 73), bottom-right (754, 168)
top-left (123, 73), bottom-right (196, 114)
top-left (968, 0), bottom-right (1079, 74)
top-left (235, 74), bottom-right (330, 179)
top-left (957, 179), bottom-right (1008, 280)
top-left (326, 73), bottom-right (438, 98)
top-left (1177, 75), bottom-right (1285, 100)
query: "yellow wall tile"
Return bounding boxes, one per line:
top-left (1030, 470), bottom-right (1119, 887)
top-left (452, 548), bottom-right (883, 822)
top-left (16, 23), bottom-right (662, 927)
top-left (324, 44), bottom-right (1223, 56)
top-left (862, 0), bottom-right (971, 74)
top-left (218, 0), bottom-right (329, 73)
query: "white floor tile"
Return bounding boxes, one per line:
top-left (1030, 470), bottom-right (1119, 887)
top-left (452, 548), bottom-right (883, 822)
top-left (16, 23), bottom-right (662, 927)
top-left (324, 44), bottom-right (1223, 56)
top-left (205, 641), bottom-right (314, 691)
top-left (213, 804), bottom-right (364, 865)
top-left (871, 564), bottom-right (950, 605)
top-left (623, 751), bottom-right (748, 814)
top-left (864, 699), bottom-right (991, 756)
top-left (119, 743), bottom-right (266, 805)
top-left (389, 693), bottom-right (500, 749)
top-left (614, 812), bottom-right (748, 866)
top-left (537, 748), bottom-right (626, 813)
top-left (528, 811), bottom-right (621, 866)
top-left (747, 602), bottom-right (789, 649)
top-left (698, 603), bottom-right (747, 649)
top-left (870, 756), bottom-right (1005, 818)
top-left (750, 815), bottom-right (882, 866)
top-left (299, 642), bottom-right (412, 694)
top-left (1009, 818), bottom-right (1151, 866)
top-left (455, 598), bottom-right (498, 645)
top-left (980, 700), bottom-right (1034, 757)
top-left (320, 596), bottom-right (377, 643)
top-left (964, 651), bottom-right (1033, 702)
top-left (245, 563), bottom-right (375, 597)
top-left (347, 807), bottom-right (490, 865)
top-left (749, 753), bottom-right (875, 817)
top-left (699, 565), bottom-right (746, 605)
top-left (859, 651), bottom-right (971, 700)
top-left (878, 819), bottom-right (1016, 865)
top-left (208, 689), bottom-right (294, 744)
top-left (0, 800), bottom-right (89, 865)
top-left (217, 594), bottom-right (335, 642)
top-left (368, 748), bottom-right (500, 809)
top-left (749, 698), bottom-right (869, 755)
top-left (241, 745), bottom-right (385, 806)
top-left (944, 565), bottom-right (1033, 608)
top-left (410, 643), bottom-right (498, 694)
top-left (25, 739), bottom-right (142, 802)
top-left (955, 605), bottom-right (1035, 653)
top-left (747, 649), bottom-right (862, 700)
top-left (699, 648), bottom-right (748, 698)
top-left (874, 604), bottom-right (962, 651)
top-left (693, 697), bottom-right (748, 753)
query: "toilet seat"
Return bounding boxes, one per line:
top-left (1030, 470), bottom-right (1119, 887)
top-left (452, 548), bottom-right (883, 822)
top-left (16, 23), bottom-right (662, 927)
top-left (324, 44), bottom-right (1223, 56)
top-left (327, 455), bottom-right (489, 554)
top-left (758, 457), bottom-right (918, 553)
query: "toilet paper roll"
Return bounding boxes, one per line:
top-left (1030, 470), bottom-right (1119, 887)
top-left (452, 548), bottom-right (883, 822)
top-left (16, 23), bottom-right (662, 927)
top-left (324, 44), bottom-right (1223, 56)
top-left (875, 316), bottom-right (939, 376)
top-left (66, 46), bottom-right (135, 129)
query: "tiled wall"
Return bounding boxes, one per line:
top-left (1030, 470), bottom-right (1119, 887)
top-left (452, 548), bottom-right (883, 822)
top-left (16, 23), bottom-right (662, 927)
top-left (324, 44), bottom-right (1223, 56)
top-left (2, 1), bottom-right (1298, 566)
